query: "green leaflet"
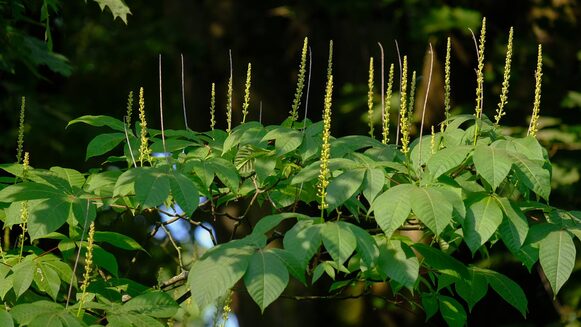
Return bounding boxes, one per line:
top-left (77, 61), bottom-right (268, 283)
top-left (326, 168), bottom-right (365, 210)
top-left (134, 167), bottom-right (171, 209)
top-left (495, 197), bottom-right (529, 252)
top-left (377, 240), bottom-right (419, 289)
top-left (410, 186), bottom-right (453, 236)
top-left (439, 295), bottom-right (467, 327)
top-left (67, 114), bottom-right (126, 131)
top-left (474, 267), bottom-right (528, 317)
top-left (321, 221), bottom-right (357, 265)
top-left (283, 220), bottom-right (323, 267)
top-left (473, 144), bottom-right (512, 190)
top-left (412, 243), bottom-right (468, 280)
top-left (463, 195), bottom-right (503, 254)
top-left (188, 241), bottom-right (257, 310)
top-left (93, 0), bottom-right (132, 24)
top-left (119, 291), bottom-right (179, 318)
top-left (510, 152), bottom-right (551, 200)
top-left (539, 230), bottom-right (576, 296)
top-left (371, 184), bottom-right (414, 238)
top-left (427, 145), bottom-right (471, 178)
top-left (243, 249), bottom-right (290, 312)
top-left (169, 171), bottom-right (199, 216)
top-left (455, 267), bottom-right (488, 312)
top-left (86, 132), bottom-right (126, 160)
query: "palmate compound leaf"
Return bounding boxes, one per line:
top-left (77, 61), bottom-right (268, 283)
top-left (243, 249), bottom-right (290, 312)
top-left (473, 144), bottom-right (512, 190)
top-left (188, 238), bottom-right (262, 309)
top-left (371, 184), bottom-right (414, 238)
top-left (321, 221), bottom-right (357, 265)
top-left (410, 186), bottom-right (453, 236)
top-left (463, 195), bottom-right (503, 254)
top-left (539, 230), bottom-right (576, 296)
top-left (473, 267), bottom-right (528, 317)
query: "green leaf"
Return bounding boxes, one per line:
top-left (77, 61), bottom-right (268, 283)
top-left (93, 0), bottom-right (132, 24)
top-left (121, 291), bottom-right (179, 318)
top-left (12, 260), bottom-right (35, 298)
top-left (0, 182), bottom-right (64, 202)
top-left (283, 220), bottom-right (322, 267)
top-left (439, 295), bottom-right (467, 327)
top-left (67, 115), bottom-right (125, 131)
top-left (496, 197), bottom-right (529, 252)
top-left (85, 133), bottom-right (126, 160)
top-left (169, 172), bottom-right (199, 216)
top-left (463, 195), bottom-right (503, 254)
top-left (346, 224), bottom-right (379, 270)
top-left (476, 268), bottom-right (528, 317)
top-left (10, 301), bottom-right (77, 326)
top-left (539, 230), bottom-right (576, 296)
top-left (291, 158), bottom-right (360, 185)
top-left (473, 144), bottom-right (512, 190)
top-left (321, 221), bottom-right (357, 264)
top-left (209, 158), bottom-right (240, 193)
top-left (34, 262), bottom-right (61, 300)
top-left (188, 241), bottom-right (256, 309)
top-left (93, 246), bottom-right (119, 277)
top-left (411, 186), bottom-right (453, 236)
top-left (371, 184), bottom-right (414, 238)
top-left (362, 168), bottom-right (385, 203)
top-left (0, 311), bottom-right (14, 327)
top-left (427, 145), bottom-right (471, 178)
top-left (509, 136), bottom-right (544, 161)
top-left (421, 293), bottom-right (438, 321)
top-left (50, 167), bottom-right (86, 189)
top-left (27, 197), bottom-right (73, 241)
top-left (134, 168), bottom-right (170, 209)
top-left (252, 213), bottom-right (310, 236)
top-left (510, 153), bottom-right (551, 200)
top-left (326, 169), bottom-right (365, 210)
top-left (108, 313), bottom-right (163, 327)
top-left (378, 240), bottom-right (419, 289)
top-left (269, 248), bottom-right (307, 285)
top-left (455, 267), bottom-right (488, 311)
top-left (94, 231), bottom-right (144, 251)
top-left (412, 243), bottom-right (468, 279)
top-left (243, 249), bottom-right (289, 312)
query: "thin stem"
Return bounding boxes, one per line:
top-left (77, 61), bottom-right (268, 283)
top-left (378, 42), bottom-right (385, 131)
top-left (123, 117), bottom-right (137, 168)
top-left (159, 54), bottom-right (167, 154)
top-left (395, 40), bottom-right (403, 146)
top-left (419, 44), bottom-right (434, 164)
top-left (181, 54), bottom-right (189, 130)
top-left (66, 199), bottom-right (91, 309)
top-left (302, 46), bottom-right (313, 130)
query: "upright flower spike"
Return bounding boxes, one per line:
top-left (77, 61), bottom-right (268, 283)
top-left (77, 222), bottom-right (96, 317)
top-left (367, 57), bottom-right (375, 138)
top-left (125, 91), bottom-right (133, 128)
top-left (474, 17), bottom-right (487, 119)
top-left (210, 83), bottom-right (216, 130)
top-left (444, 37), bottom-right (452, 128)
top-left (290, 37), bottom-right (308, 123)
top-left (495, 27), bottom-right (514, 125)
top-left (399, 56), bottom-right (410, 154)
top-left (430, 126), bottom-right (436, 154)
top-left (242, 63), bottom-right (252, 124)
top-left (16, 96), bottom-right (26, 163)
top-left (528, 44), bottom-right (543, 137)
top-left (318, 41), bottom-right (334, 215)
top-left (138, 87), bottom-right (151, 165)
top-left (226, 50), bottom-right (234, 134)
top-left (382, 63), bottom-right (395, 144)
top-left (408, 70), bottom-right (417, 121)
top-left (18, 152), bottom-right (30, 262)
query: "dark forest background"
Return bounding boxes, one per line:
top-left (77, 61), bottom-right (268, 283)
top-left (1, 1), bottom-right (580, 326)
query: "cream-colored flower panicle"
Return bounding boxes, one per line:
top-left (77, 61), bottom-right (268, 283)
top-left (318, 41), bottom-right (334, 214)
top-left (210, 83), bottom-right (216, 130)
top-left (17, 96), bottom-right (26, 163)
top-left (138, 87), bottom-right (151, 165)
top-left (528, 44), bottom-right (543, 138)
top-left (382, 63), bottom-right (395, 144)
top-left (495, 27), bottom-right (513, 125)
top-left (443, 37), bottom-right (452, 128)
top-left (242, 63), bottom-right (252, 123)
top-left (290, 37), bottom-right (308, 123)
top-left (399, 56), bottom-right (410, 154)
top-left (367, 57), bottom-right (375, 138)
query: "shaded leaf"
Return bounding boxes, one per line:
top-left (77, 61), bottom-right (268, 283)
top-left (463, 195), bottom-right (503, 254)
top-left (326, 169), bottom-right (365, 210)
top-left (439, 295), bottom-right (467, 327)
top-left (243, 249), bottom-right (289, 312)
top-left (321, 221), bottom-right (357, 264)
top-left (476, 268), bottom-right (528, 317)
top-left (86, 133), bottom-right (126, 160)
top-left (473, 144), bottom-right (512, 190)
top-left (539, 230), bottom-right (576, 296)
top-left (371, 184), bottom-right (414, 238)
top-left (411, 186), bottom-right (453, 236)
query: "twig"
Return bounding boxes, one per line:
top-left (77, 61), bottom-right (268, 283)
top-left (159, 223), bottom-right (184, 270)
top-left (160, 270), bottom-right (189, 290)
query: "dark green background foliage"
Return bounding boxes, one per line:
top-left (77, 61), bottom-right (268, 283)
top-left (1, 1), bottom-right (580, 326)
